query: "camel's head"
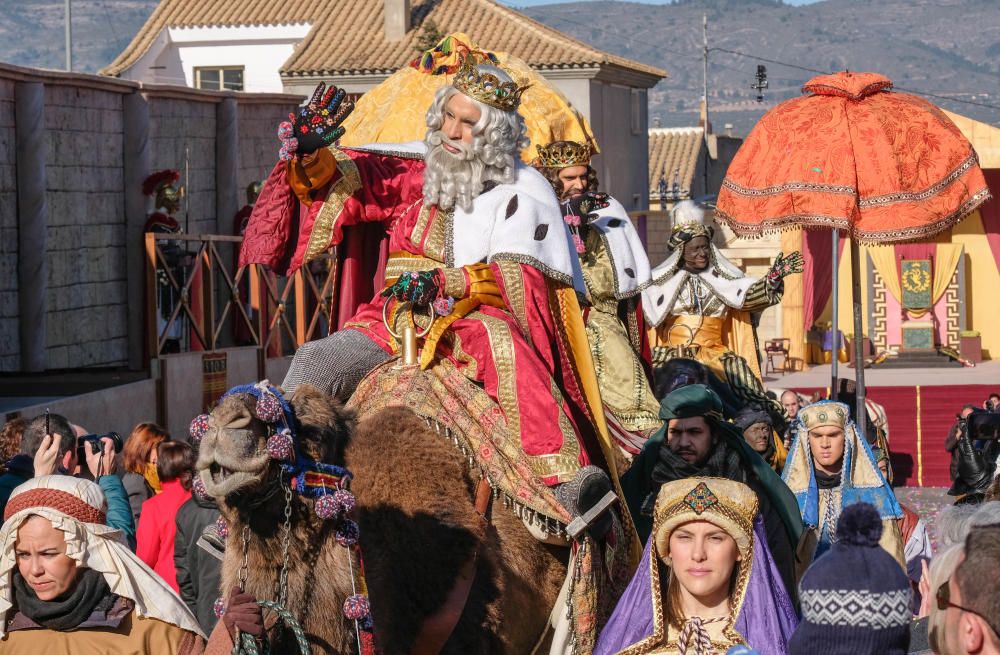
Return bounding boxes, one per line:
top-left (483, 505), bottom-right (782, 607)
top-left (195, 383), bottom-right (355, 503)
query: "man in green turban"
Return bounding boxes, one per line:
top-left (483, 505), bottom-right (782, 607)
top-left (620, 383), bottom-right (804, 600)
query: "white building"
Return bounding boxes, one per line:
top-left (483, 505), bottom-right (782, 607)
top-left (102, 0), bottom-right (666, 212)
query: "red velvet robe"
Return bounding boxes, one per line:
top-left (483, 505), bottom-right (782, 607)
top-left (242, 148), bottom-right (612, 484)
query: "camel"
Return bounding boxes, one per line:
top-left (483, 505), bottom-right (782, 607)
top-left (196, 380), bottom-right (569, 654)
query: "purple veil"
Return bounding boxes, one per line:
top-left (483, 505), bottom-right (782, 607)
top-left (595, 515), bottom-right (799, 655)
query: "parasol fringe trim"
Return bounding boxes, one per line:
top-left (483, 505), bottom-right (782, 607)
top-left (715, 187), bottom-right (991, 246)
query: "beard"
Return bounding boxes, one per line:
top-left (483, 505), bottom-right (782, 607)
top-left (423, 130), bottom-right (505, 212)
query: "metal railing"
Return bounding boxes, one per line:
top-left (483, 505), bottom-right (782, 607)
top-left (144, 232), bottom-right (339, 361)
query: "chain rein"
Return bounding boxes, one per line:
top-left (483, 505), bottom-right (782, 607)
top-left (232, 472), bottom-right (311, 655)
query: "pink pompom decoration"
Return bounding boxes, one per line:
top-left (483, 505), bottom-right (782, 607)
top-left (215, 516), bottom-right (229, 539)
top-left (192, 475), bottom-right (209, 501)
top-left (277, 121), bottom-right (294, 140)
top-left (432, 296), bottom-right (455, 316)
top-left (343, 594), bottom-right (370, 621)
top-left (213, 597), bottom-right (227, 618)
top-left (255, 394), bottom-right (284, 423)
top-left (314, 494), bottom-right (339, 520)
top-left (336, 519), bottom-right (360, 547)
top-left (266, 430), bottom-right (295, 461)
top-left (333, 489), bottom-right (356, 515)
top-left (564, 213), bottom-right (581, 227)
top-left (572, 234), bottom-right (585, 254)
top-left (189, 414), bottom-right (210, 442)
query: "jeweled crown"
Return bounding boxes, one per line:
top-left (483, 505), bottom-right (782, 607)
top-left (452, 55), bottom-right (529, 112)
top-left (534, 140), bottom-right (593, 168)
top-left (798, 401), bottom-right (849, 430)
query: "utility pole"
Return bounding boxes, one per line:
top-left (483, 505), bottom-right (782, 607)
top-left (65, 0), bottom-right (73, 71)
top-left (703, 14), bottom-right (709, 138)
top-left (702, 13), bottom-right (710, 194)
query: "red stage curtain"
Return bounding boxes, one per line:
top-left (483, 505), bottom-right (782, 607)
top-left (981, 170), bottom-right (1000, 267)
top-left (802, 230), bottom-right (845, 331)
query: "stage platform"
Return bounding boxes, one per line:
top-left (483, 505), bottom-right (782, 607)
top-left (763, 361), bottom-right (1000, 488)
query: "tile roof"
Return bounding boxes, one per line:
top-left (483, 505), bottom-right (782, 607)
top-left (102, 0), bottom-right (666, 81)
top-left (101, 0), bottom-right (332, 77)
top-left (647, 127), bottom-right (704, 199)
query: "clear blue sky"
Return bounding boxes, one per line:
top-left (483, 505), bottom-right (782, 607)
top-left (501, 0), bottom-right (821, 6)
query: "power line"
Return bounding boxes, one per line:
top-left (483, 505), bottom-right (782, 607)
top-left (710, 46), bottom-right (827, 76)
top-left (711, 45), bottom-right (1000, 114)
top-left (529, 11), bottom-right (1000, 115)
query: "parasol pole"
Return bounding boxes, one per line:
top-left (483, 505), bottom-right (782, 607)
top-left (850, 240), bottom-right (868, 438)
top-left (830, 229), bottom-right (839, 398)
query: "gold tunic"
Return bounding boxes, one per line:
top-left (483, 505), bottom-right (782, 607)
top-left (580, 230), bottom-right (661, 433)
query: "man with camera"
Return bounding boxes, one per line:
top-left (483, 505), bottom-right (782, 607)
top-left (0, 412), bottom-right (135, 546)
top-left (948, 406), bottom-right (1000, 505)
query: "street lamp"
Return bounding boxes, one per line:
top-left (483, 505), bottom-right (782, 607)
top-left (658, 169), bottom-right (668, 212)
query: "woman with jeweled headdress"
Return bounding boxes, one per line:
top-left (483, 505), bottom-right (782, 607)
top-left (595, 477), bottom-right (798, 655)
top-left (782, 400), bottom-right (905, 568)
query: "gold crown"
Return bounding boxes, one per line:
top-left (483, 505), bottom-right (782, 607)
top-left (534, 140), bottom-right (593, 168)
top-left (452, 55), bottom-right (529, 112)
top-left (798, 401), bottom-right (849, 431)
top-left (652, 477), bottom-right (758, 560)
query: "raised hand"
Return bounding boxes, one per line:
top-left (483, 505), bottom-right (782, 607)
top-left (277, 83), bottom-right (355, 160)
top-left (381, 270), bottom-right (440, 307)
top-left (766, 251), bottom-right (804, 284)
top-left (567, 192), bottom-right (611, 224)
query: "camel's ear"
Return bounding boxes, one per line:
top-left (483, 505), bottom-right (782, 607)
top-left (288, 384), bottom-right (356, 465)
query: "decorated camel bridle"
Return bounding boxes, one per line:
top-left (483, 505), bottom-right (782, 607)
top-left (190, 381), bottom-right (373, 655)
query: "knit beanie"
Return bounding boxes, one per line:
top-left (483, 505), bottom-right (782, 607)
top-left (789, 502), bottom-right (911, 655)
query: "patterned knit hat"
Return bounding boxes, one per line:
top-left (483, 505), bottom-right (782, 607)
top-left (789, 502), bottom-right (911, 655)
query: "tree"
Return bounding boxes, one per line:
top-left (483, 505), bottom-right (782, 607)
top-left (414, 20), bottom-right (446, 53)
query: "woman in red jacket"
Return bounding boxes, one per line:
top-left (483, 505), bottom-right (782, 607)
top-left (136, 441), bottom-right (193, 592)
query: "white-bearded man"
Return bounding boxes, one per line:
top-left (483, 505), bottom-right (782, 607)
top-left (533, 141), bottom-right (660, 461)
top-left (240, 56), bottom-right (622, 514)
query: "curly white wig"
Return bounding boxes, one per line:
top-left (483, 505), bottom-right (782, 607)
top-left (423, 72), bottom-right (529, 212)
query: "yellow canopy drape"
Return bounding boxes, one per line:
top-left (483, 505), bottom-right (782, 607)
top-left (339, 33), bottom-right (597, 165)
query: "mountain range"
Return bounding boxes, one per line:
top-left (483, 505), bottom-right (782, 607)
top-left (1, 0), bottom-right (998, 135)
top-left (523, 0), bottom-right (1000, 133)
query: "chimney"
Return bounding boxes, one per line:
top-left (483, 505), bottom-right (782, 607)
top-left (384, 0), bottom-right (411, 42)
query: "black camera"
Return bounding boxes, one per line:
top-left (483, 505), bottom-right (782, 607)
top-left (961, 409), bottom-right (1000, 442)
top-left (77, 431), bottom-right (124, 458)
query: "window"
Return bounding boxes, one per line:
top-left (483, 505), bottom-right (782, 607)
top-left (195, 67), bottom-right (244, 91)
top-left (631, 89), bottom-right (644, 135)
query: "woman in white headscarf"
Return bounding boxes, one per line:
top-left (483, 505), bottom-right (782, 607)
top-left (0, 475), bottom-right (206, 653)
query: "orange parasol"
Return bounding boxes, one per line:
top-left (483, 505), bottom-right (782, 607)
top-left (716, 71), bottom-right (991, 431)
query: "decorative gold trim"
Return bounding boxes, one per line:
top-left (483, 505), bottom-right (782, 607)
top-left (722, 178), bottom-right (856, 198)
top-left (716, 186), bottom-right (991, 244)
top-left (305, 148), bottom-right (362, 263)
top-left (476, 310), bottom-right (579, 481)
top-left (440, 267), bottom-right (467, 298)
top-left (384, 255), bottom-right (440, 281)
top-left (424, 207), bottom-right (450, 264)
top-left (409, 202), bottom-right (433, 248)
top-left (491, 252), bottom-right (573, 286)
top-left (859, 152), bottom-right (979, 208)
top-left (495, 260), bottom-right (531, 346)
